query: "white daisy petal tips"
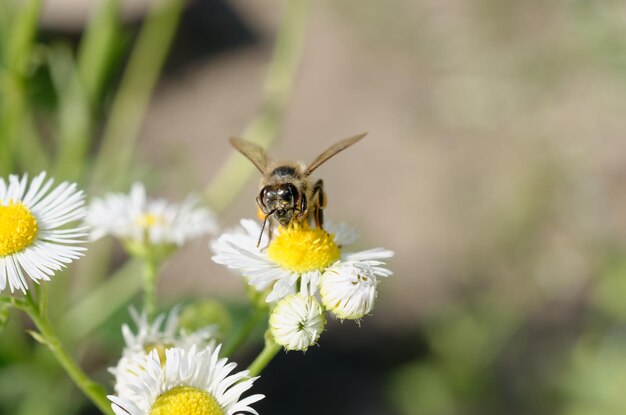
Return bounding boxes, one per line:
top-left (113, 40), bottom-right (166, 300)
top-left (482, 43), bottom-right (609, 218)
top-left (109, 345), bottom-right (264, 415)
top-left (86, 182), bottom-right (218, 248)
top-left (270, 293), bottom-right (325, 351)
top-left (320, 263), bottom-right (378, 320)
top-left (211, 219), bottom-right (393, 308)
top-left (110, 306), bottom-right (218, 396)
top-left (0, 172), bottom-right (87, 293)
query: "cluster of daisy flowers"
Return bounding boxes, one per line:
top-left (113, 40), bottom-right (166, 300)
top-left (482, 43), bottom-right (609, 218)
top-left (1, 170), bottom-right (391, 414)
top-left (110, 306), bottom-right (217, 395)
top-left (211, 219), bottom-right (393, 351)
top-left (0, 172), bottom-right (260, 415)
top-left (86, 185), bottom-right (264, 415)
top-left (0, 175), bottom-right (218, 294)
top-left (86, 182), bottom-right (218, 257)
top-left (109, 344), bottom-right (263, 415)
top-left (109, 306), bottom-right (263, 415)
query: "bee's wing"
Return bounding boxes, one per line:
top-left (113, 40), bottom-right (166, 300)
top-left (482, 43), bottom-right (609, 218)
top-left (230, 138), bottom-right (271, 172)
top-left (305, 132), bottom-right (367, 175)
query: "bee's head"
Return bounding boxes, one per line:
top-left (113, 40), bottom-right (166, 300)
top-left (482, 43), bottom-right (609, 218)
top-left (260, 183), bottom-right (299, 226)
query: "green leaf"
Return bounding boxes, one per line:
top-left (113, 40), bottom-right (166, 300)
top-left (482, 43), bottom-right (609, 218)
top-left (26, 330), bottom-right (48, 346)
top-left (5, 0), bottom-right (41, 74)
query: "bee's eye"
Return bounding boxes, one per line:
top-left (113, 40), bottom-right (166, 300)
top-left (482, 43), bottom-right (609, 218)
top-left (262, 188), bottom-right (276, 204)
top-left (281, 184), bottom-right (299, 201)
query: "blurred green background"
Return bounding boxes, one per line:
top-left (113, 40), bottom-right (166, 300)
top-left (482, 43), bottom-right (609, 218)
top-left (2, 0), bottom-right (626, 414)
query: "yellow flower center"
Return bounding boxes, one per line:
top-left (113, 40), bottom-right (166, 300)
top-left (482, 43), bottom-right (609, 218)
top-left (136, 213), bottom-right (164, 229)
top-left (144, 343), bottom-right (173, 367)
top-left (0, 200), bottom-right (38, 257)
top-left (267, 224), bottom-right (340, 273)
top-left (150, 386), bottom-right (224, 415)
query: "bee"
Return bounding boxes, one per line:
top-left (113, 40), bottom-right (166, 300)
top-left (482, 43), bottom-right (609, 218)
top-left (230, 132), bottom-right (366, 247)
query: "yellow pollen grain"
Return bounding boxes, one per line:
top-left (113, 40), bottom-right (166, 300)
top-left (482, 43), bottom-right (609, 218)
top-left (136, 213), bottom-right (163, 229)
top-left (0, 200), bottom-right (38, 257)
top-left (256, 206), bottom-right (265, 221)
top-left (150, 386), bottom-right (224, 415)
top-left (267, 224), bottom-right (340, 273)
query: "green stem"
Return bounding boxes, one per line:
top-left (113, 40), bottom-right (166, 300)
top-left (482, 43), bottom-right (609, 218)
top-left (204, 0), bottom-right (310, 213)
top-left (20, 293), bottom-right (113, 415)
top-left (142, 256), bottom-right (159, 318)
top-left (247, 331), bottom-right (281, 377)
top-left (222, 308), bottom-right (265, 357)
top-left (38, 283), bottom-right (49, 316)
top-left (90, 0), bottom-right (183, 191)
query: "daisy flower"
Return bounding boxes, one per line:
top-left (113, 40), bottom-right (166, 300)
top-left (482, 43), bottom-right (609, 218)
top-left (109, 345), bottom-right (263, 415)
top-left (86, 183), bottom-right (217, 251)
top-left (210, 219), bottom-right (393, 304)
top-left (111, 306), bottom-right (218, 396)
top-left (0, 172), bottom-right (87, 293)
top-left (320, 260), bottom-right (380, 320)
top-left (269, 293), bottom-right (325, 351)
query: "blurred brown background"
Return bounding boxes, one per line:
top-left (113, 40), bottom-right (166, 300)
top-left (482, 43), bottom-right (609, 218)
top-left (35, 0), bottom-right (626, 414)
top-left (62, 0), bottom-right (625, 326)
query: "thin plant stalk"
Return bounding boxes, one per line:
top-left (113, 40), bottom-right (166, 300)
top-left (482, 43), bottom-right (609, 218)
top-left (222, 307), bottom-right (265, 357)
top-left (0, 0), bottom-right (49, 175)
top-left (54, 0), bottom-right (123, 181)
top-left (141, 255), bottom-right (159, 318)
top-left (17, 293), bottom-right (114, 415)
top-left (247, 331), bottom-right (281, 377)
top-left (204, 0), bottom-right (311, 213)
top-left (79, 0), bottom-right (182, 297)
top-left (90, 0), bottom-right (184, 192)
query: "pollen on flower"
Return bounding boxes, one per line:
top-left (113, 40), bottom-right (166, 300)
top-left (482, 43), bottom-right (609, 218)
top-left (0, 200), bottom-right (38, 257)
top-left (320, 265), bottom-right (378, 320)
top-left (267, 224), bottom-right (340, 273)
top-left (150, 386), bottom-right (224, 415)
top-left (256, 206), bottom-right (265, 221)
top-left (136, 213), bottom-right (164, 229)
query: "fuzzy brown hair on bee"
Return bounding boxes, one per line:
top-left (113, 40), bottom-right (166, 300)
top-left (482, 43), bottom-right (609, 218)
top-left (229, 132), bottom-right (366, 247)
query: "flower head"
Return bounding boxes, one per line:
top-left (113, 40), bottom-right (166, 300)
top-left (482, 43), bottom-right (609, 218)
top-left (111, 306), bottom-right (217, 396)
top-left (211, 219), bottom-right (393, 306)
top-left (269, 293), bottom-right (325, 351)
top-left (266, 224), bottom-right (340, 273)
top-left (86, 183), bottom-right (217, 251)
top-left (0, 172), bottom-right (87, 293)
top-left (109, 345), bottom-right (263, 415)
top-left (320, 260), bottom-right (381, 320)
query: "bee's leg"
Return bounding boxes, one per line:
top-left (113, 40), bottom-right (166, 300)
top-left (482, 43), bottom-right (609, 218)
top-left (311, 179), bottom-right (325, 230)
top-left (296, 193), bottom-right (308, 222)
top-left (317, 207), bottom-right (324, 230)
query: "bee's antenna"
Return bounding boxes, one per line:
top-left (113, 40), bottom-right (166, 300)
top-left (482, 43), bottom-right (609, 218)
top-left (258, 210), bottom-right (276, 248)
